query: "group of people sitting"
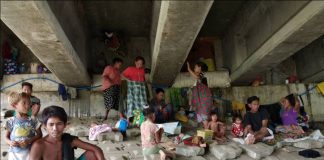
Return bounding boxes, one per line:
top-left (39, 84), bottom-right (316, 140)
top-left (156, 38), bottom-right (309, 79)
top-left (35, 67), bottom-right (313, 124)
top-left (5, 58), bottom-right (310, 160)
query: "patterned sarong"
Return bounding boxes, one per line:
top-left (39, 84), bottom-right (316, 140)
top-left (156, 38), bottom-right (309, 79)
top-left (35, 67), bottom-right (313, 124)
top-left (191, 81), bottom-right (212, 116)
top-left (126, 81), bottom-right (147, 118)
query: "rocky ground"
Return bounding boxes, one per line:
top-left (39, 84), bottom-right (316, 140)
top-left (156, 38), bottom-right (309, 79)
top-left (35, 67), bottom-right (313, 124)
top-left (2, 116), bottom-right (324, 160)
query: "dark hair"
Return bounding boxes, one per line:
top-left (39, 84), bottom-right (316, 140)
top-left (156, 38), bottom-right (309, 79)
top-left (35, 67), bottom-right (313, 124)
top-left (155, 88), bottom-right (164, 94)
top-left (135, 56), bottom-right (145, 65)
top-left (285, 94), bottom-right (296, 107)
top-left (247, 96), bottom-right (260, 104)
top-left (143, 107), bottom-right (154, 117)
top-left (113, 58), bottom-right (123, 64)
top-left (22, 82), bottom-right (33, 90)
top-left (42, 106), bottom-right (68, 125)
top-left (232, 115), bottom-right (242, 122)
top-left (210, 111), bottom-right (217, 117)
top-left (195, 61), bottom-right (208, 72)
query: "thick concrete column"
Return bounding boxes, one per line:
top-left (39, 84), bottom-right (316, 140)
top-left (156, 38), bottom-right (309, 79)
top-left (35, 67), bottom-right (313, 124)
top-left (150, 1), bottom-right (213, 85)
top-left (1, 1), bottom-right (91, 86)
top-left (222, 1), bottom-right (324, 84)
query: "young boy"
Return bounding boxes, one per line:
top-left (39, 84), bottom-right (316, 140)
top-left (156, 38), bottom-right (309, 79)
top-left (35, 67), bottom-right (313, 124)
top-left (5, 92), bottom-right (42, 160)
top-left (29, 106), bottom-right (105, 160)
top-left (141, 108), bottom-right (174, 160)
top-left (207, 111), bottom-right (226, 142)
top-left (21, 82), bottom-right (41, 117)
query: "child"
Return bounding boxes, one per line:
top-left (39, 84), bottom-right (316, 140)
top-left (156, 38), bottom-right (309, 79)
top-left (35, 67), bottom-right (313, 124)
top-left (141, 108), bottom-right (174, 160)
top-left (231, 115), bottom-right (244, 138)
top-left (22, 82), bottom-right (41, 117)
top-left (207, 111), bottom-right (226, 141)
top-left (5, 92), bottom-right (42, 160)
top-left (187, 61), bottom-right (212, 129)
top-left (29, 106), bottom-right (105, 160)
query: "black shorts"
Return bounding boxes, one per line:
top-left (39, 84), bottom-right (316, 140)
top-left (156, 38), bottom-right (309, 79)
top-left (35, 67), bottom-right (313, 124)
top-left (103, 85), bottom-right (120, 110)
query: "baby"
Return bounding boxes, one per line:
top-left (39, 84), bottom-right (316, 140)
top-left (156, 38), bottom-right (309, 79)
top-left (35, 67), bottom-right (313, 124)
top-left (207, 111), bottom-right (226, 141)
top-left (231, 115), bottom-right (244, 138)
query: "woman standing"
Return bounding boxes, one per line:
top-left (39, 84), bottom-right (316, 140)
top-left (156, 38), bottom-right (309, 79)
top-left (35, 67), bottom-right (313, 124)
top-left (102, 58), bottom-right (123, 121)
top-left (187, 61), bottom-right (212, 129)
top-left (122, 56), bottom-right (147, 121)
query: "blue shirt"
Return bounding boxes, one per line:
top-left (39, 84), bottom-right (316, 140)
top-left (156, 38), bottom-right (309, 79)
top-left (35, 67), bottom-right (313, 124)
top-left (6, 117), bottom-right (40, 153)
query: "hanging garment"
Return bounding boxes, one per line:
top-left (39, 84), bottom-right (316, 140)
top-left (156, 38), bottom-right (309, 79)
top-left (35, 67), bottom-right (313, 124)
top-left (58, 84), bottom-right (68, 101)
top-left (126, 80), bottom-right (147, 118)
top-left (191, 81), bottom-right (212, 116)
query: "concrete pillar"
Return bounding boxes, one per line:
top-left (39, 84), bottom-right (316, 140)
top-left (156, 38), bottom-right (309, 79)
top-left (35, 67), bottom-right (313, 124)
top-left (150, 1), bottom-right (213, 86)
top-left (222, 1), bottom-right (324, 84)
top-left (1, 1), bottom-right (91, 86)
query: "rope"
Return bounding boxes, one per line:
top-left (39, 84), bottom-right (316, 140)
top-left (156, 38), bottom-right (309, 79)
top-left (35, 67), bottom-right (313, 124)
top-left (0, 77), bottom-right (101, 92)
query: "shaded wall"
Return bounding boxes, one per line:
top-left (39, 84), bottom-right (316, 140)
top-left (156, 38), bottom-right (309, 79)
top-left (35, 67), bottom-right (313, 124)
top-left (89, 37), bottom-right (151, 74)
top-left (220, 83), bottom-right (324, 122)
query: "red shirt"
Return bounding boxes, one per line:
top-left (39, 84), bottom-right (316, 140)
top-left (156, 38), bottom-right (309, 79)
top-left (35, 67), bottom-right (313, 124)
top-left (122, 66), bottom-right (145, 82)
top-left (101, 66), bottom-right (121, 90)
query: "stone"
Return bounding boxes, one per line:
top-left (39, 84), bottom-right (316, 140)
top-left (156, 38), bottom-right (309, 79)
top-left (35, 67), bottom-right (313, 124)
top-left (272, 149), bottom-right (305, 160)
top-left (293, 139), bottom-right (324, 149)
top-left (282, 146), bottom-right (301, 153)
top-left (143, 154), bottom-right (160, 160)
top-left (175, 145), bottom-right (205, 157)
top-left (240, 143), bottom-right (275, 160)
top-left (66, 125), bottom-right (89, 137)
top-left (127, 147), bottom-right (144, 159)
top-left (106, 152), bottom-right (129, 160)
top-left (123, 142), bottom-right (141, 148)
top-left (97, 132), bottom-right (123, 142)
top-left (209, 142), bottom-right (242, 160)
top-left (76, 130), bottom-right (89, 137)
top-left (178, 156), bottom-right (206, 160)
top-left (126, 128), bottom-right (141, 137)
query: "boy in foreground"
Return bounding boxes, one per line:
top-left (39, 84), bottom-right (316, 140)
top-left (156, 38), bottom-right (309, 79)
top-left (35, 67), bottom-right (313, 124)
top-left (29, 106), bottom-right (105, 160)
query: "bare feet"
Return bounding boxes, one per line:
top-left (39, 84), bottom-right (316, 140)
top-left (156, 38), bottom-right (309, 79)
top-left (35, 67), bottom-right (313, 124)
top-left (159, 150), bottom-right (166, 160)
top-left (244, 134), bottom-right (255, 144)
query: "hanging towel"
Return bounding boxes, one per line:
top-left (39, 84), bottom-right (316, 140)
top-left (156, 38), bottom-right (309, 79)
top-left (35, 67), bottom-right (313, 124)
top-left (58, 84), bottom-right (68, 101)
top-left (67, 87), bottom-right (77, 99)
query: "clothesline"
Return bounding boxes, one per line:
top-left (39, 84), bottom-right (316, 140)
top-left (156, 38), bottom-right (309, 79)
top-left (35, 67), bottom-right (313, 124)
top-left (0, 77), bottom-right (102, 92)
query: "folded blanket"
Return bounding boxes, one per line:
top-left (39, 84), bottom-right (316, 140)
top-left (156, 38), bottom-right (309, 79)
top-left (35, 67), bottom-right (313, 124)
top-left (89, 124), bottom-right (112, 140)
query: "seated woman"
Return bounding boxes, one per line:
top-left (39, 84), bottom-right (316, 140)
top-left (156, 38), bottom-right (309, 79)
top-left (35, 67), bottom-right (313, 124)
top-left (276, 94), bottom-right (305, 138)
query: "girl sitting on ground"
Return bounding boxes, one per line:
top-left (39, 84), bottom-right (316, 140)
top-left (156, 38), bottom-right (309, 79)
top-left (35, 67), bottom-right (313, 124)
top-left (231, 115), bottom-right (244, 138)
top-left (140, 108), bottom-right (175, 160)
